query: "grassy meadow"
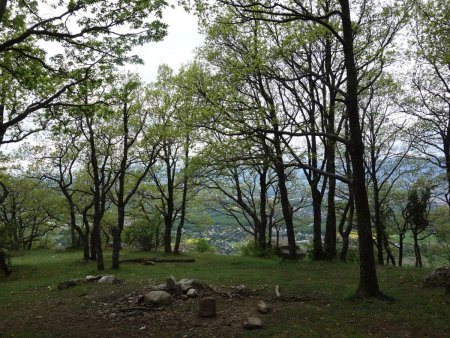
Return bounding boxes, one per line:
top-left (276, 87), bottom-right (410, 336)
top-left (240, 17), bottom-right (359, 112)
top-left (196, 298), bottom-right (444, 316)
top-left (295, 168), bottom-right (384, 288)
top-left (0, 249), bottom-right (449, 337)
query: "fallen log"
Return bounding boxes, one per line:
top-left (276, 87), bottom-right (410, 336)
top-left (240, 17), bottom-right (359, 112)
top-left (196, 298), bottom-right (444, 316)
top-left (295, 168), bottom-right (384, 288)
top-left (120, 258), bottom-right (195, 265)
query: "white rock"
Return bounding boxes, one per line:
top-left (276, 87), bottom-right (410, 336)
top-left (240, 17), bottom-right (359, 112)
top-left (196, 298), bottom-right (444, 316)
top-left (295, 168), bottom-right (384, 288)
top-left (98, 275), bottom-right (120, 284)
top-left (187, 288), bottom-right (198, 297)
top-left (257, 300), bottom-right (270, 314)
top-left (243, 316), bottom-right (263, 330)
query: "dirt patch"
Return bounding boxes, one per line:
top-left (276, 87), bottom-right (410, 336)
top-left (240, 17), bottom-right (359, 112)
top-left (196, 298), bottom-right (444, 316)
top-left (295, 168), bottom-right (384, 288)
top-left (1, 282), bottom-right (295, 338)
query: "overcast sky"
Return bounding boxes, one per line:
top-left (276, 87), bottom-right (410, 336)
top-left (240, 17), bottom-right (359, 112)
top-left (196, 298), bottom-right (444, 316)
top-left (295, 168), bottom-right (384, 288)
top-left (125, 4), bottom-right (204, 82)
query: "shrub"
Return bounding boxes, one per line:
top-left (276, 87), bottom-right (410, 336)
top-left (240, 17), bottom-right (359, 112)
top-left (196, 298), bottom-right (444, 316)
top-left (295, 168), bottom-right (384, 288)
top-left (240, 240), bottom-right (275, 257)
top-left (123, 217), bottom-right (162, 251)
top-left (195, 238), bottom-right (214, 253)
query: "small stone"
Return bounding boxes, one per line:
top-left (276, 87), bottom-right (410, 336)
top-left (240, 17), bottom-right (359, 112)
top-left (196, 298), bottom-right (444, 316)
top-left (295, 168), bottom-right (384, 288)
top-left (187, 288), bottom-right (198, 298)
top-left (243, 316), bottom-right (263, 330)
top-left (139, 326), bottom-right (146, 330)
top-left (199, 297), bottom-right (216, 317)
top-left (143, 291), bottom-right (173, 306)
top-left (157, 284), bottom-right (168, 291)
top-left (257, 300), bottom-right (270, 314)
top-left (181, 294), bottom-right (188, 300)
top-left (166, 276), bottom-right (177, 289)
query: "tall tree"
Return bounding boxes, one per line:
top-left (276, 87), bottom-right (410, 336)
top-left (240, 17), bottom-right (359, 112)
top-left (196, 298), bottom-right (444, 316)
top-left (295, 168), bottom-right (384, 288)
top-left (212, 0), bottom-right (407, 297)
top-left (407, 0), bottom-right (450, 213)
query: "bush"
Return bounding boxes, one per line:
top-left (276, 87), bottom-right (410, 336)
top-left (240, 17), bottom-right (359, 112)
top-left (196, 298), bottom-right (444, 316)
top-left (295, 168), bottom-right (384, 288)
top-left (195, 238), bottom-right (214, 253)
top-left (240, 240), bottom-right (275, 257)
top-left (123, 218), bottom-right (162, 251)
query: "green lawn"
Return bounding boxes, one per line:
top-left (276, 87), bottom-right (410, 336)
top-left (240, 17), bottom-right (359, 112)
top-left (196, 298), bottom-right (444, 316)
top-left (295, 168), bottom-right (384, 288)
top-left (0, 249), bottom-right (449, 337)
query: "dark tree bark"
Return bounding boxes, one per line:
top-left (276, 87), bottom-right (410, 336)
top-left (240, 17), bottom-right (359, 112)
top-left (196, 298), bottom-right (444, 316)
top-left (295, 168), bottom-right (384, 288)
top-left (339, 0), bottom-right (380, 297)
top-left (0, 250), bottom-right (11, 276)
top-left (174, 136), bottom-right (191, 254)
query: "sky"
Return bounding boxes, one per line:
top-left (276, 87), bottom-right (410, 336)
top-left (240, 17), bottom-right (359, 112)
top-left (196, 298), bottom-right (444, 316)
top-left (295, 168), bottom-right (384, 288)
top-left (124, 4), bottom-right (204, 83)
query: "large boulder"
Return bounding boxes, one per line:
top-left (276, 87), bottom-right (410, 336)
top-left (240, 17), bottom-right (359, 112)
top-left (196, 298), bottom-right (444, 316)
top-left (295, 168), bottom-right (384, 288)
top-left (423, 266), bottom-right (450, 288)
top-left (143, 291), bottom-right (173, 306)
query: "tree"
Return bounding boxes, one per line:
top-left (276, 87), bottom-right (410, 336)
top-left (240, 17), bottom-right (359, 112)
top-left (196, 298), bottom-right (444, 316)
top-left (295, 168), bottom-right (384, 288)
top-left (406, 0), bottom-right (450, 213)
top-left (108, 75), bottom-right (159, 269)
top-left (0, 0), bottom-right (168, 147)
top-left (144, 65), bottom-right (195, 253)
top-left (362, 79), bottom-right (410, 265)
top-left (402, 179), bottom-right (435, 267)
top-left (207, 0), bottom-right (408, 297)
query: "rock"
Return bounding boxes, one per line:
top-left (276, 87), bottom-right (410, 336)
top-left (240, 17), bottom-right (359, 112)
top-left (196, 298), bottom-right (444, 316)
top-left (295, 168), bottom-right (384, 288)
top-left (181, 294), bottom-right (188, 300)
top-left (243, 316), bottom-right (263, 330)
top-left (98, 275), bottom-right (121, 284)
top-left (423, 266), bottom-right (450, 288)
top-left (179, 278), bottom-right (195, 292)
top-left (166, 276), bottom-right (177, 289)
top-left (187, 288), bottom-right (198, 298)
top-left (235, 284), bottom-right (247, 293)
top-left (86, 275), bottom-right (102, 283)
top-left (157, 284), bottom-right (169, 291)
top-left (58, 279), bottom-right (82, 290)
top-left (257, 300), bottom-right (270, 314)
top-left (143, 291), bottom-right (173, 306)
top-left (198, 297), bottom-right (216, 317)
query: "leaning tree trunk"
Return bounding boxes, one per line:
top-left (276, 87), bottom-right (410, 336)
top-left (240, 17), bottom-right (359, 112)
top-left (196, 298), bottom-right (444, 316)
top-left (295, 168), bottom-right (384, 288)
top-left (340, 0), bottom-right (380, 297)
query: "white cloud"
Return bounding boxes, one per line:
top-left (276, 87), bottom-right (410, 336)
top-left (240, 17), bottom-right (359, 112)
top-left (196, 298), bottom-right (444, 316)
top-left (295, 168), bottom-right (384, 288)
top-left (124, 5), bottom-right (204, 82)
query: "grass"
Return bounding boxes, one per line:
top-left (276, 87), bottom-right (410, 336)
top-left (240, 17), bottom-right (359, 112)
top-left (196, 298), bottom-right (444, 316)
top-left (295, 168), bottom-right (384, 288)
top-left (0, 249), bottom-right (449, 337)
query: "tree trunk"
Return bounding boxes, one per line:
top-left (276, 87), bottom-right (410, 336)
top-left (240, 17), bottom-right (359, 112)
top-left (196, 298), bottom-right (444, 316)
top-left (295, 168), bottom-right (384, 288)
top-left (340, 0), bottom-right (380, 297)
top-left (323, 2), bottom-right (337, 260)
top-left (444, 137), bottom-right (450, 214)
top-left (258, 166), bottom-right (268, 251)
top-left (413, 233), bottom-right (422, 267)
top-left (383, 231), bottom-right (395, 266)
top-left (398, 233), bottom-right (404, 267)
top-left (111, 226), bottom-right (121, 269)
top-left (339, 194), bottom-right (354, 262)
top-left (312, 187), bottom-right (324, 260)
top-left (163, 215), bottom-right (172, 253)
top-left (174, 137), bottom-right (190, 254)
top-left (373, 182), bottom-right (384, 265)
top-left (0, 250), bottom-right (11, 276)
top-left (90, 231), bottom-right (96, 261)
